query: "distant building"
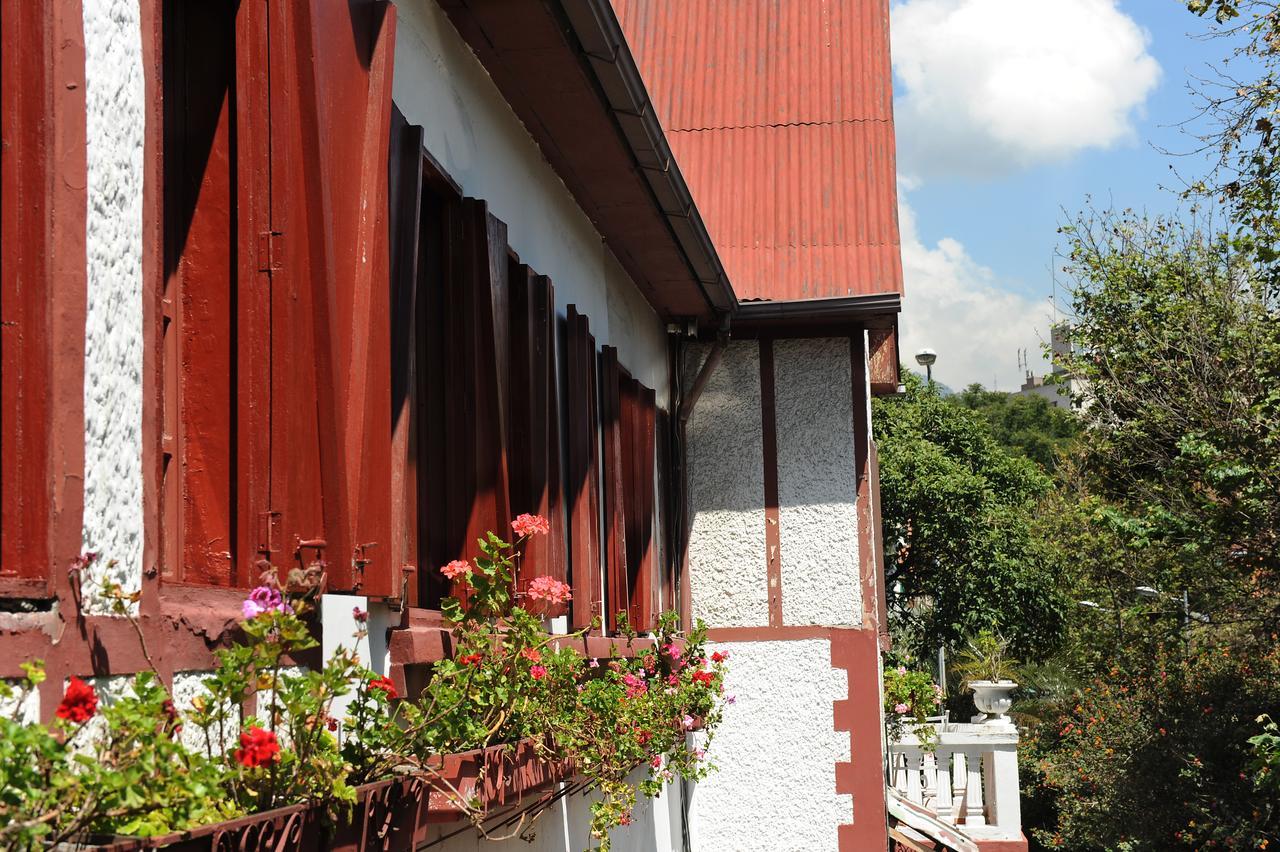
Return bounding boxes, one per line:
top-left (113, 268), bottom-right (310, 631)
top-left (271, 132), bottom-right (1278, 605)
top-left (1018, 324), bottom-right (1088, 410)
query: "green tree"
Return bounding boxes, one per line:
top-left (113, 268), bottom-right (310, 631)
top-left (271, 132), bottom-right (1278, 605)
top-left (874, 373), bottom-right (1067, 661)
top-left (951, 385), bottom-right (1080, 470)
top-left (1020, 208), bottom-right (1280, 850)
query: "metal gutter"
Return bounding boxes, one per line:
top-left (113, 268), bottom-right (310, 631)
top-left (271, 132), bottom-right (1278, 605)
top-left (735, 293), bottom-right (902, 323)
top-left (556, 0), bottom-right (738, 320)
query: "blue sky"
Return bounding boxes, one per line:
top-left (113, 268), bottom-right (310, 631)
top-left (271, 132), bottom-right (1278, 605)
top-left (890, 0), bottom-right (1240, 391)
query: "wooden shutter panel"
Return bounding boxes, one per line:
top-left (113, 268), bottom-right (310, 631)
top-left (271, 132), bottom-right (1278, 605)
top-left (1, 0), bottom-right (55, 596)
top-left (622, 381), bottom-right (657, 631)
top-left (388, 107), bottom-right (425, 606)
top-left (508, 264), bottom-right (566, 601)
top-left (264, 0), bottom-right (397, 595)
top-left (437, 198), bottom-right (512, 599)
top-left (565, 307), bottom-right (602, 630)
top-left (600, 346), bottom-right (629, 632)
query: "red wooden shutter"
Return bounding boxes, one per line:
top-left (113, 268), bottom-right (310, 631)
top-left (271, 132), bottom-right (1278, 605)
top-left (157, 0), bottom-right (263, 588)
top-left (565, 307), bottom-right (602, 630)
top-left (1, 0), bottom-right (54, 596)
top-left (508, 264), bottom-right (566, 602)
top-left (600, 346), bottom-right (629, 632)
top-left (264, 0), bottom-right (397, 595)
top-left (388, 107), bottom-right (425, 607)
top-left (622, 380), bottom-right (657, 631)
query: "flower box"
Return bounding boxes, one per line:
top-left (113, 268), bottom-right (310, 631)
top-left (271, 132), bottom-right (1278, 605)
top-left (82, 739), bottom-right (574, 851)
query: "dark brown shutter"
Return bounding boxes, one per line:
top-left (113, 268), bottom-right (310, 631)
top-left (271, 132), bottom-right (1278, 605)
top-left (437, 198), bottom-right (512, 599)
top-left (388, 107), bottom-right (425, 606)
top-left (508, 265), bottom-right (566, 604)
top-left (565, 307), bottom-right (602, 630)
top-left (599, 347), bottom-right (629, 632)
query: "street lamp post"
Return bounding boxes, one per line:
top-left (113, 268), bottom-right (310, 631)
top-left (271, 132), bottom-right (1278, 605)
top-left (915, 348), bottom-right (937, 387)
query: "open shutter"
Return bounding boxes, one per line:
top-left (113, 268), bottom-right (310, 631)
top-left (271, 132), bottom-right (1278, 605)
top-left (565, 307), bottom-right (602, 630)
top-left (388, 107), bottom-right (425, 606)
top-left (622, 379), bottom-right (657, 631)
top-left (509, 264), bottom-right (566, 603)
top-left (600, 346), bottom-right (629, 632)
top-left (264, 0), bottom-right (397, 595)
top-left (436, 198), bottom-right (512, 599)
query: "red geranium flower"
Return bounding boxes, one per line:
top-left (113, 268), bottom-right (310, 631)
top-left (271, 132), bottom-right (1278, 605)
top-left (234, 726), bottom-right (281, 768)
top-left (457, 652), bottom-right (485, 666)
top-left (691, 670), bottom-right (715, 687)
top-left (711, 651), bottom-right (729, 664)
top-left (530, 664), bottom-right (548, 680)
top-left (368, 674), bottom-right (398, 699)
top-left (521, 647), bottom-right (542, 663)
top-left (56, 676), bottom-right (98, 723)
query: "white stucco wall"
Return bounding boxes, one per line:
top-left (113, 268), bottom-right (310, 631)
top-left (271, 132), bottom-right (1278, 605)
top-left (683, 342), bottom-right (768, 629)
top-left (773, 338), bottom-right (861, 627)
top-left (686, 639), bottom-right (850, 852)
top-left (81, 0), bottom-right (146, 611)
top-left (391, 0), bottom-right (670, 399)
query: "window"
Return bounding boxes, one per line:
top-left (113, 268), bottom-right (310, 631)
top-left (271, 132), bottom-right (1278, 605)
top-left (158, 0), bottom-right (397, 594)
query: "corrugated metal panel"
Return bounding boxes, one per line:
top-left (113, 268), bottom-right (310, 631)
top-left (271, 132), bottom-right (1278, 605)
top-left (612, 0), bottom-right (903, 301)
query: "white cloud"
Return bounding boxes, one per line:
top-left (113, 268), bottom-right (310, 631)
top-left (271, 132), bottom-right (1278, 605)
top-left (891, 0), bottom-right (1161, 179)
top-left (897, 195), bottom-right (1054, 392)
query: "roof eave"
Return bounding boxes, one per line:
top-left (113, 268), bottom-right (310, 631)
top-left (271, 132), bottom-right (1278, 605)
top-left (437, 0), bottom-right (736, 325)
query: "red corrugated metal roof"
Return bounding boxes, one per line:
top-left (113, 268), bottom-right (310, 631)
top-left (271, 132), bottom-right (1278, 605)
top-left (612, 0), bottom-right (904, 301)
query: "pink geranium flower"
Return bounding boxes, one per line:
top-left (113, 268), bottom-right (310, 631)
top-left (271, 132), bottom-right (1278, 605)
top-left (511, 513), bottom-right (550, 537)
top-left (441, 560), bottom-right (471, 580)
top-left (527, 575), bottom-right (572, 604)
top-left (894, 702), bottom-right (910, 714)
top-left (241, 585), bottom-right (291, 620)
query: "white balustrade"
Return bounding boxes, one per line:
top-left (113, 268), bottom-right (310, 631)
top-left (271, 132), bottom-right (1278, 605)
top-left (889, 722), bottom-right (1023, 844)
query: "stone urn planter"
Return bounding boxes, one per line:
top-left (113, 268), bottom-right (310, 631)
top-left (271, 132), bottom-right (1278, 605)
top-left (969, 680), bottom-right (1017, 725)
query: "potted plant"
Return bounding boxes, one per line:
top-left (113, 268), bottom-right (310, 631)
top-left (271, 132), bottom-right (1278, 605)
top-left (953, 631), bottom-right (1020, 725)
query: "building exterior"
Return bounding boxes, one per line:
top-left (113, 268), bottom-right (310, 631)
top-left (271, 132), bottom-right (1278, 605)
top-left (2, 0), bottom-right (908, 849)
top-left (1018, 324), bottom-right (1087, 410)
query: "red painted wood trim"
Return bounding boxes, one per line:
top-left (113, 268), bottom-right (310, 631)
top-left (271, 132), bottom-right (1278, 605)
top-left (706, 625), bottom-right (835, 643)
top-left (851, 332), bottom-right (883, 637)
top-left (832, 627), bottom-right (891, 852)
top-left (139, 0), bottom-right (162, 618)
top-left (758, 338), bottom-right (783, 627)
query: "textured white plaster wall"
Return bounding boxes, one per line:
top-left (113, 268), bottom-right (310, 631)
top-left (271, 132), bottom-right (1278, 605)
top-left (687, 640), bottom-right (850, 852)
top-left (81, 0), bottom-right (146, 611)
top-left (684, 342), bottom-right (768, 629)
top-left (774, 338), bottom-right (862, 627)
top-left (391, 0), bottom-right (669, 399)
top-left (0, 680), bottom-right (41, 725)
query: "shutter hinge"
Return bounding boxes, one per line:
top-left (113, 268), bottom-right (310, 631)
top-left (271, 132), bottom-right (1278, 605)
top-left (255, 511), bottom-right (282, 577)
top-left (352, 542), bottom-right (379, 591)
top-left (257, 231), bottom-right (283, 272)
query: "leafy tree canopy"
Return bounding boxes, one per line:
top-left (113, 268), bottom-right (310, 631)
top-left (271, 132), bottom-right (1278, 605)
top-left (951, 385), bottom-right (1080, 471)
top-left (874, 373), bottom-right (1067, 661)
